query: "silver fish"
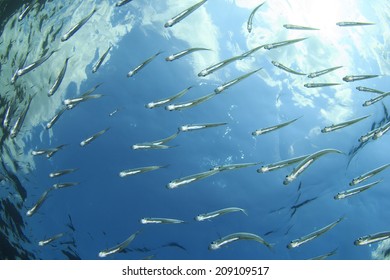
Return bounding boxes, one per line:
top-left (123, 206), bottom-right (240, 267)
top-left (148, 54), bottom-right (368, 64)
top-left (336, 21), bottom-right (375, 27)
top-left (64, 94), bottom-right (104, 109)
top-left (52, 182), bottom-right (79, 189)
top-left (98, 230), bottom-right (141, 258)
top-left (61, 7), bottom-right (97, 42)
top-left (321, 115), bottom-right (370, 133)
top-left (165, 92), bottom-right (216, 111)
top-left (252, 117), bottom-right (300, 136)
top-left (2, 102), bottom-right (14, 130)
top-left (264, 37), bottom-right (308, 50)
top-left (240, 45), bottom-right (264, 58)
top-left (38, 233), bottom-right (64, 246)
top-left (334, 180), bottom-right (382, 200)
top-left (132, 131), bottom-right (179, 149)
top-left (179, 122), bottom-right (227, 132)
top-left (308, 248), bottom-right (338, 260)
top-left (48, 56), bottom-right (71, 96)
top-left (18, 3), bottom-right (34, 21)
top-left (80, 128), bottom-right (110, 147)
top-left (119, 165), bottom-right (167, 177)
top-left (146, 86), bottom-right (193, 109)
top-left (115, 0), bottom-right (133, 7)
top-left (46, 144), bottom-right (67, 159)
top-left (359, 127), bottom-right (380, 143)
top-left (258, 154), bottom-right (309, 173)
top-left (349, 163), bottom-right (390, 186)
top-left (140, 217), bottom-right (185, 224)
top-left (46, 107), bottom-right (66, 129)
top-left (164, 0), bottom-right (207, 28)
top-left (14, 50), bottom-right (57, 82)
top-left (198, 55), bottom-right (243, 77)
top-left (127, 51), bottom-right (162, 77)
top-left (373, 121), bottom-right (390, 140)
top-left (307, 66), bottom-right (343, 78)
top-left (271, 60), bottom-right (306, 75)
top-left (166, 169), bottom-right (219, 189)
top-left (165, 47), bottom-right (211, 62)
top-left (247, 2), bottom-right (265, 33)
top-left (92, 45), bottom-right (112, 73)
top-left (304, 82), bottom-right (341, 88)
top-left (356, 86), bottom-right (384, 94)
top-left (195, 207), bottom-right (247, 221)
top-left (343, 75), bottom-right (379, 82)
top-left (211, 162), bottom-right (261, 172)
top-left (283, 24), bottom-right (319, 30)
top-left (214, 68), bottom-right (261, 94)
top-left (209, 232), bottom-right (272, 250)
top-left (109, 108), bottom-right (120, 116)
top-left (362, 91), bottom-right (390, 106)
top-left (283, 149), bottom-right (344, 185)
top-left (26, 188), bottom-right (53, 217)
top-left (10, 94), bottom-right (34, 139)
top-left (49, 169), bottom-right (78, 178)
top-left (287, 217), bottom-right (344, 249)
top-left (354, 231), bottom-right (390, 246)
top-left (31, 145), bottom-right (66, 158)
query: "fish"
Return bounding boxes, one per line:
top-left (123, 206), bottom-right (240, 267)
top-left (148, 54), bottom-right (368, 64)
top-left (354, 231), bottom-right (390, 246)
top-left (283, 24), bottom-right (319, 30)
top-left (98, 230), bottom-right (142, 258)
top-left (47, 144), bottom-right (67, 159)
top-left (195, 207), bottom-right (247, 221)
top-left (215, 68), bottom-right (261, 94)
top-left (257, 154), bottom-right (309, 173)
top-left (38, 233), bottom-right (64, 246)
top-left (49, 168), bottom-right (78, 178)
top-left (46, 107), bottom-right (66, 129)
top-left (140, 218), bottom-right (185, 224)
top-left (127, 51), bottom-right (162, 77)
top-left (240, 45), bottom-right (264, 58)
top-left (356, 86), bottom-right (385, 94)
top-left (283, 149), bottom-right (344, 185)
top-left (164, 0), bottom-right (207, 28)
top-left (336, 22), bottom-right (375, 27)
top-left (10, 94), bottom-right (34, 139)
top-left (146, 86), bottom-right (193, 109)
top-left (271, 61), bottom-right (306, 75)
top-left (166, 169), bottom-right (219, 189)
top-left (165, 92), bottom-right (216, 111)
top-left (198, 55), bottom-right (243, 77)
top-left (92, 45), bottom-right (112, 73)
top-left (252, 117), bottom-right (300, 136)
top-left (342, 75), bottom-right (379, 82)
top-left (210, 162), bottom-right (261, 172)
top-left (18, 3), bottom-right (34, 21)
top-left (307, 66), bottom-right (343, 78)
top-left (109, 108), bottom-right (120, 116)
top-left (48, 56), bottom-right (71, 96)
top-left (132, 131), bottom-right (179, 149)
top-left (178, 122), bottom-right (227, 132)
top-left (52, 182), bottom-right (79, 189)
top-left (308, 248), bottom-right (338, 260)
top-left (165, 47), bottom-right (211, 62)
top-left (209, 232), bottom-right (272, 250)
top-left (359, 127), bottom-right (380, 143)
top-left (373, 120), bottom-right (390, 140)
top-left (264, 37), bottom-right (308, 50)
top-left (334, 180), bottom-right (382, 200)
top-left (26, 188), bottom-right (53, 217)
top-left (119, 165), bottom-right (167, 177)
top-left (2, 102), bottom-right (14, 131)
top-left (349, 163), bottom-right (390, 186)
top-left (247, 2), bottom-right (265, 33)
top-left (304, 83), bottom-right (341, 88)
top-left (362, 91), bottom-right (390, 106)
top-left (80, 128), bottom-right (110, 147)
top-left (115, 0), bottom-right (133, 7)
top-left (287, 217), bottom-right (344, 249)
top-left (61, 7), bottom-right (97, 42)
top-left (321, 115), bottom-right (370, 133)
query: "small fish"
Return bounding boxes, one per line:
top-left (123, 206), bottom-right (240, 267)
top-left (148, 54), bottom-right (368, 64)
top-left (287, 217), bottom-right (344, 249)
top-left (211, 162), bottom-right (261, 172)
top-left (308, 248), bottom-right (338, 260)
top-left (115, 0), bottom-right (133, 7)
top-left (209, 232), bottom-right (272, 250)
top-left (166, 92), bottom-right (216, 111)
top-left (334, 180), bottom-right (382, 200)
top-left (49, 168), bottom-right (78, 178)
top-left (61, 7), bottom-right (97, 42)
top-left (52, 182), bottom-right (79, 189)
top-left (46, 107), bottom-right (66, 129)
top-left (284, 149), bottom-right (343, 185)
top-left (359, 127), bottom-right (380, 143)
top-left (2, 102), bottom-right (14, 131)
top-left (92, 45), bottom-right (112, 73)
top-left (343, 75), bottom-right (379, 82)
top-left (336, 22), bottom-right (375, 27)
top-left (264, 37), bottom-right (308, 50)
top-left (48, 56), bottom-right (71, 96)
top-left (109, 108), bottom-right (120, 116)
top-left (165, 47), bottom-right (211, 62)
top-left (119, 165), bottom-right (167, 177)
top-left (64, 94), bottom-right (104, 109)
top-left (80, 128), bottom-right (110, 147)
top-left (146, 86), bottom-right (193, 109)
top-left (98, 230), bottom-right (141, 258)
top-left (304, 83), bottom-right (341, 88)
top-left (258, 154), bottom-right (309, 173)
top-left (240, 45), bottom-right (264, 58)
top-left (47, 144), bottom-right (67, 159)
top-left (283, 24), bottom-right (319, 30)
top-left (10, 94), bottom-right (34, 139)
top-left (321, 115), bottom-right (370, 133)
top-left (247, 2), bottom-right (265, 33)
top-left (356, 86), bottom-right (385, 94)
top-left (214, 68), bottom-right (261, 94)
top-left (252, 117), bottom-right (300, 136)
top-left (271, 61), bottom-right (306, 75)
top-left (349, 163), bottom-right (390, 186)
top-left (373, 121), bottom-right (390, 140)
top-left (362, 92), bottom-right (390, 106)
top-left (307, 66), bottom-right (343, 78)
top-left (132, 131), bottom-right (179, 149)
top-left (127, 51), bottom-right (162, 77)
top-left (354, 231), bottom-right (390, 246)
top-left (164, 0), bottom-right (207, 28)
top-left (195, 207), bottom-right (247, 221)
top-left (140, 217), bottom-right (185, 224)
top-left (179, 122), bottom-right (227, 132)
top-left (167, 169), bottom-right (219, 189)
top-left (38, 233), bottom-right (64, 246)
top-left (26, 188), bottom-right (53, 217)
top-left (18, 3), bottom-right (34, 21)
top-left (198, 55), bottom-right (243, 77)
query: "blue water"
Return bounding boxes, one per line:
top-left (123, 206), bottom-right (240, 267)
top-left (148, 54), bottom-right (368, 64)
top-left (1, 0), bottom-right (390, 260)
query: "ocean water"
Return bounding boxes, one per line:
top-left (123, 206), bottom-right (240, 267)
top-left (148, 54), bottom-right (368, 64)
top-left (0, 0), bottom-right (390, 260)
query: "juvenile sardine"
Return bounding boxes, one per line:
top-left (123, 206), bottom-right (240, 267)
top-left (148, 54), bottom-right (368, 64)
top-left (119, 165), bottom-right (167, 177)
top-left (343, 75), bottom-right (379, 82)
top-left (48, 56), bottom-right (71, 96)
top-left (52, 182), bottom-right (79, 189)
top-left (140, 217), bottom-right (185, 224)
top-left (46, 107), bottom-right (66, 129)
top-left (49, 168), bottom-right (78, 178)
top-left (167, 169), bottom-right (219, 189)
top-left (198, 55), bottom-right (243, 77)
top-left (211, 162), bottom-right (261, 172)
top-left (214, 68), bottom-right (261, 94)
top-left (264, 37), bottom-right (308, 50)
top-left (247, 2), bottom-right (265, 33)
top-left (209, 232), bottom-right (272, 250)
top-left (80, 128), bottom-right (110, 147)
top-left (283, 24), bottom-right (319, 30)
top-left (115, 0), bottom-right (133, 7)
top-left (362, 92), bottom-right (390, 106)
top-left (354, 231), bottom-right (390, 246)
top-left (127, 51), bottom-right (162, 77)
top-left (252, 117), bottom-right (300, 136)
top-left (356, 86), bottom-right (384, 94)
top-left (165, 47), bottom-right (211, 62)
top-left (38, 233), bottom-right (64, 246)
top-left (304, 83), bottom-right (341, 88)
top-left (179, 122), bottom-right (227, 132)
top-left (271, 60), bottom-right (306, 75)
top-left (98, 230), bottom-right (141, 258)
top-left (258, 154), bottom-right (309, 173)
top-left (146, 86), bottom-right (193, 109)
top-left (26, 188), bottom-right (53, 217)
top-left (195, 207), bottom-right (247, 221)
top-left (92, 45), bottom-right (112, 73)
top-left (334, 180), bottom-right (382, 200)
top-left (164, 0), bottom-right (207, 28)
top-left (165, 92), bottom-right (216, 111)
top-left (349, 163), bottom-right (390, 186)
top-left (61, 7), bottom-right (97, 42)
top-left (336, 22), bottom-right (375, 27)
top-left (307, 66), bottom-right (343, 78)
top-left (321, 115), bottom-right (370, 133)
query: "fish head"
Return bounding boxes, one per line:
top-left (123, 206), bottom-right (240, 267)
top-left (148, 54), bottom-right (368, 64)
top-left (198, 69), bottom-right (209, 77)
top-left (194, 215), bottom-right (205, 221)
top-left (342, 76), bottom-right (353, 82)
top-left (334, 193), bottom-right (345, 200)
top-left (307, 73), bottom-right (315, 78)
top-left (127, 71), bottom-right (135, 77)
top-left (165, 104), bottom-right (176, 111)
top-left (258, 166), bottom-right (269, 173)
top-left (179, 125), bottom-right (188, 132)
top-left (214, 86), bottom-right (224, 94)
top-left (263, 44), bottom-right (272, 50)
top-left (166, 182), bottom-right (177, 189)
top-left (60, 35), bottom-right (68, 42)
top-left (321, 127), bottom-right (332, 133)
top-left (283, 174), bottom-right (294, 185)
top-left (373, 131), bottom-right (383, 140)
top-left (165, 55), bottom-right (174, 61)
top-left (354, 237), bottom-right (368, 246)
top-left (287, 240), bottom-right (300, 249)
top-left (98, 251), bottom-right (108, 258)
top-left (38, 241), bottom-right (45, 246)
top-left (92, 67), bottom-right (97, 73)
top-left (145, 102), bottom-right (155, 109)
top-left (80, 141), bottom-right (87, 147)
top-left (164, 19), bottom-right (174, 28)
top-left (208, 242), bottom-right (220, 250)
top-left (139, 218), bottom-right (148, 224)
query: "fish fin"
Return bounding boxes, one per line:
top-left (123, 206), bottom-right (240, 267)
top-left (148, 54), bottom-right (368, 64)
top-left (242, 209), bottom-right (248, 216)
